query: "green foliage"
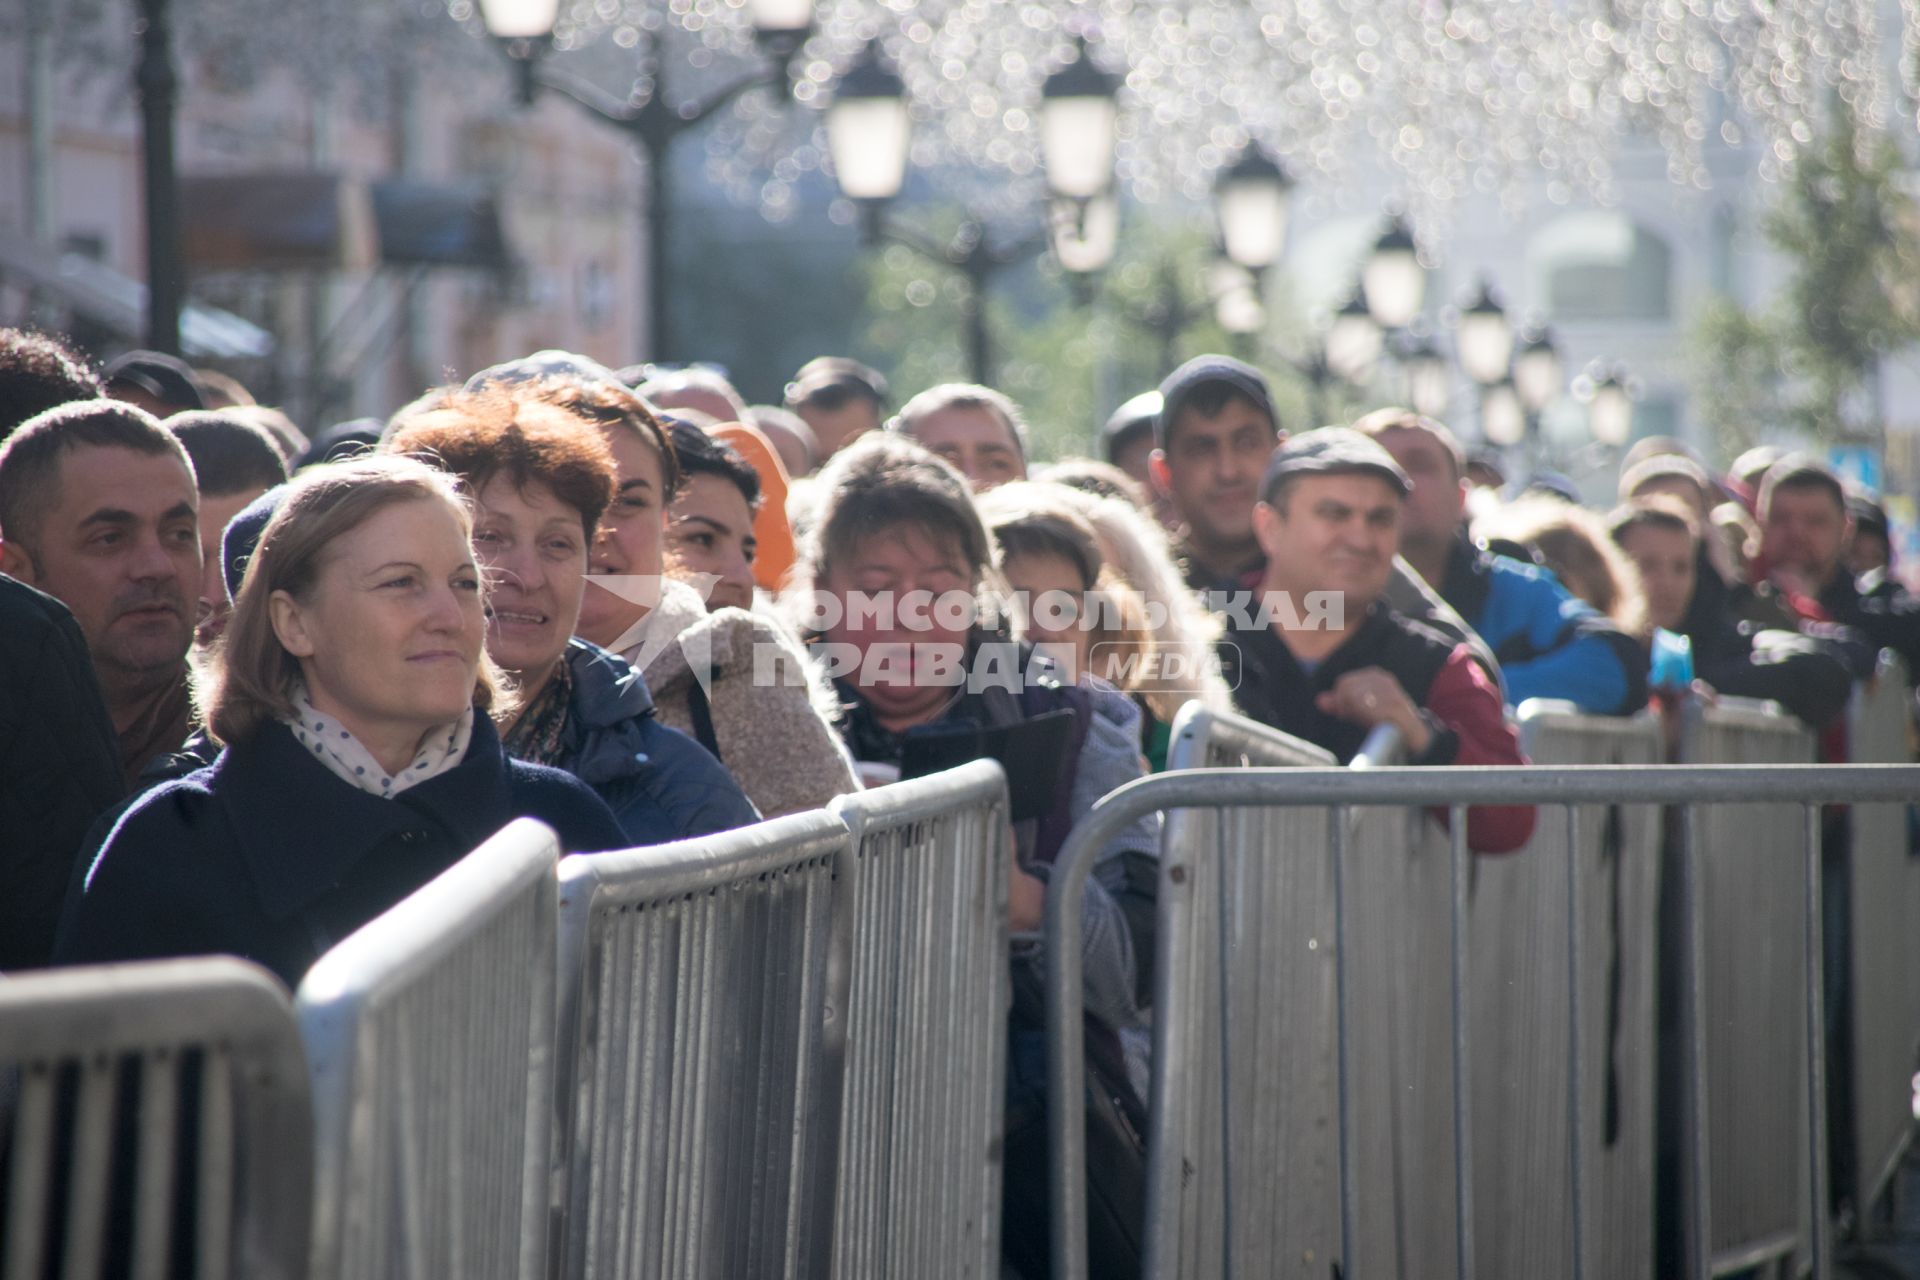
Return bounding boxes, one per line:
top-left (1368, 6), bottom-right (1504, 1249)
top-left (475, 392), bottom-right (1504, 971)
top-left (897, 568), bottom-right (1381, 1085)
top-left (852, 209), bottom-right (1331, 463)
top-left (1688, 103), bottom-right (1920, 458)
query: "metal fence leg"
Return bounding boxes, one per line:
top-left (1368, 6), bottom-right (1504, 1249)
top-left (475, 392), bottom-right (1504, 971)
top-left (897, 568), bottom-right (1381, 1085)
top-left (1566, 804), bottom-right (1586, 1280)
top-left (1680, 802), bottom-right (1713, 1279)
top-left (1334, 806), bottom-right (1358, 1279)
top-left (1804, 803), bottom-right (1832, 1280)
top-left (1449, 806), bottom-right (1476, 1280)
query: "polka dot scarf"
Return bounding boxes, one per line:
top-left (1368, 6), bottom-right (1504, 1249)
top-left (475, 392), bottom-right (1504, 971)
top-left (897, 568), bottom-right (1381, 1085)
top-left (282, 682), bottom-right (474, 799)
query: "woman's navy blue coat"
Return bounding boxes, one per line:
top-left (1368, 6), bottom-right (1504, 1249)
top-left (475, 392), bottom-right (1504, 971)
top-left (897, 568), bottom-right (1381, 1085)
top-left (52, 714), bottom-right (626, 988)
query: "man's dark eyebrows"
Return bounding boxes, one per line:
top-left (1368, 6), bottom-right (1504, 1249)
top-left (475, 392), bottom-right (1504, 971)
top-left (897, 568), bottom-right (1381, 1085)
top-left (679, 513), bottom-right (733, 537)
top-left (76, 507), bottom-right (139, 529)
top-left (618, 476), bottom-right (653, 493)
top-left (78, 500), bottom-right (196, 528)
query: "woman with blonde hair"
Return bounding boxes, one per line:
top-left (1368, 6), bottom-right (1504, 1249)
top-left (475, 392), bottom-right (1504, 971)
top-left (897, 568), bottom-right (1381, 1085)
top-left (55, 454), bottom-right (625, 985)
top-left (1029, 478), bottom-right (1235, 767)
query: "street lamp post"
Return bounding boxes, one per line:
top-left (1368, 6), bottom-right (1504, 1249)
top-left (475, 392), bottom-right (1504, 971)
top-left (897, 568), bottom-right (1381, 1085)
top-left (475, 0), bottom-right (812, 363)
top-left (1578, 363), bottom-right (1636, 448)
top-left (136, 0), bottom-right (183, 354)
top-left (824, 35), bottom-right (1119, 384)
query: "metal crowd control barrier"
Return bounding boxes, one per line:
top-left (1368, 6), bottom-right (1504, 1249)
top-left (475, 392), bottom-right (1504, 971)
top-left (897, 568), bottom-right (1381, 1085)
top-left (297, 818), bottom-right (559, 1280)
top-left (551, 810), bottom-right (851, 1280)
top-left (1675, 697), bottom-right (1819, 1278)
top-left (1838, 652), bottom-right (1917, 1225)
top-left (827, 760), bottom-right (1010, 1280)
top-left (1149, 706), bottom-right (1341, 1278)
top-left (1473, 702), bottom-right (1663, 1278)
top-left (1043, 763), bottom-right (1920, 1280)
top-left (0, 958), bottom-right (312, 1280)
top-left (1150, 706), bottom-right (1463, 1279)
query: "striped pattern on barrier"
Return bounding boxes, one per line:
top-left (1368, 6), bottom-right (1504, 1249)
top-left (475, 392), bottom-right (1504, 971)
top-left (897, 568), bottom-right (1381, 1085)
top-left (1149, 707), bottom-right (1341, 1278)
top-left (828, 760), bottom-right (1010, 1280)
top-left (1149, 707), bottom-right (1469, 1279)
top-left (1840, 652), bottom-right (1918, 1222)
top-left (1044, 761), bottom-right (1920, 1280)
top-left (0, 957), bottom-right (312, 1280)
top-left (298, 818), bottom-right (559, 1280)
top-left (552, 810), bottom-right (850, 1280)
top-left (1676, 698), bottom-right (1818, 1277)
top-left (1476, 703), bottom-right (1663, 1279)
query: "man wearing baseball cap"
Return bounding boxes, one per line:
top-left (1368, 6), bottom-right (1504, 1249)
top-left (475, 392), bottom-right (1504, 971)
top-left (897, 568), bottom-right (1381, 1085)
top-left (1232, 427), bottom-right (1533, 852)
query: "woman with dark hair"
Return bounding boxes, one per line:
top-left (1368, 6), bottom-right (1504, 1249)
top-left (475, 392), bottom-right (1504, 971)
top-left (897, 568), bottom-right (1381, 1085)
top-left (386, 387), bottom-right (760, 842)
top-left (791, 434), bottom-right (1156, 1275)
top-left (53, 455), bottom-right (626, 986)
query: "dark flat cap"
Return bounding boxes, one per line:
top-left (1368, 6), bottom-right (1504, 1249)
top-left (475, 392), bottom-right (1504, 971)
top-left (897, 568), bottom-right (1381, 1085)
top-left (1260, 426), bottom-right (1410, 503)
top-left (103, 350), bottom-right (207, 413)
top-left (221, 483), bottom-right (287, 599)
top-left (1155, 355), bottom-right (1276, 451)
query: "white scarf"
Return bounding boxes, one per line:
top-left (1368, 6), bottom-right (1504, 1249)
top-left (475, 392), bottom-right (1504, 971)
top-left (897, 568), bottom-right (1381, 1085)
top-left (282, 683), bottom-right (474, 798)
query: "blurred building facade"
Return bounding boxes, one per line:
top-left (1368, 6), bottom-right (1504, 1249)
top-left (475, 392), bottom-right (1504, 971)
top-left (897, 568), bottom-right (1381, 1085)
top-left (0, 14), bottom-right (644, 429)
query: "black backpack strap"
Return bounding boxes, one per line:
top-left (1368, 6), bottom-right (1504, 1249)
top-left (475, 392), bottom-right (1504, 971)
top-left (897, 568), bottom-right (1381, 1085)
top-left (685, 680), bottom-right (723, 763)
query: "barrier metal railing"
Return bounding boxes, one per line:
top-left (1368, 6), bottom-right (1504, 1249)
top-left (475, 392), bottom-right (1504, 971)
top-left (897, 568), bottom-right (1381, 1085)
top-left (1044, 763), bottom-right (1920, 1280)
top-left (827, 761), bottom-right (1010, 1280)
top-left (0, 957), bottom-right (312, 1280)
top-left (1838, 652), bottom-right (1918, 1225)
top-left (297, 818), bottom-right (559, 1280)
top-left (1478, 703), bottom-right (1664, 1279)
top-left (551, 810), bottom-right (850, 1280)
top-left (1149, 706), bottom-right (1465, 1279)
top-left (1148, 707), bottom-right (1340, 1278)
top-left (1675, 698), bottom-right (1819, 1278)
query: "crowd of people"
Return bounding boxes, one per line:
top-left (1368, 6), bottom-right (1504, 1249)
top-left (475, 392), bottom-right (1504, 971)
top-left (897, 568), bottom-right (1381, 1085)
top-left (3, 325), bottom-right (1915, 1271)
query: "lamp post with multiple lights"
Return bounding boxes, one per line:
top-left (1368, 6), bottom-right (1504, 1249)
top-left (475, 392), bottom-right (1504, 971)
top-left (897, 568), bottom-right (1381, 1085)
top-left (474, 0), bottom-right (814, 362)
top-left (823, 36), bottom-right (1120, 383)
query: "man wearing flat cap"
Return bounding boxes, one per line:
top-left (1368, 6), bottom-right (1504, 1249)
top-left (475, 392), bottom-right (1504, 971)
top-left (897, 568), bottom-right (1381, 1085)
top-left (1232, 428), bottom-right (1533, 852)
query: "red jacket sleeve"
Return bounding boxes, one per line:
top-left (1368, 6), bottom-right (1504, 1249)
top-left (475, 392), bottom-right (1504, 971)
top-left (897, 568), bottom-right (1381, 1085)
top-left (1423, 646), bottom-right (1535, 854)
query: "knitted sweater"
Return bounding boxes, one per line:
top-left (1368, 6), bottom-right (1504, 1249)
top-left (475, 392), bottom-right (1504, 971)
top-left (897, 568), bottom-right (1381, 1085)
top-left (618, 581), bottom-right (858, 818)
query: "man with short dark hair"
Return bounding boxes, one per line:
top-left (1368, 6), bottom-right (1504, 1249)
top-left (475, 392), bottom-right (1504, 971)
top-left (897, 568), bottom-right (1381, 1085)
top-left (0, 400), bottom-right (203, 784)
top-left (891, 383), bottom-right (1029, 491)
top-left (786, 356), bottom-right (888, 459)
top-left (1151, 358), bottom-right (1498, 676)
top-left (1359, 407), bottom-right (1646, 716)
top-left (1743, 454), bottom-right (1920, 673)
top-left (168, 411), bottom-right (291, 646)
top-left (1233, 428), bottom-right (1532, 852)
top-left (1, 327), bottom-right (103, 440)
top-left (1149, 355), bottom-right (1279, 591)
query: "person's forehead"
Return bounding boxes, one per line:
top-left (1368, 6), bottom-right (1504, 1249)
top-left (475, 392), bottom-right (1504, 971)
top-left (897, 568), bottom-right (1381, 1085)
top-left (679, 471), bottom-right (751, 515)
top-left (846, 521), bottom-right (968, 570)
top-left (1769, 483), bottom-right (1845, 518)
top-left (914, 405), bottom-right (1016, 449)
top-left (474, 472), bottom-right (578, 524)
top-left (1292, 471), bottom-right (1403, 508)
top-left (1620, 523), bottom-right (1691, 555)
top-left (49, 444), bottom-right (195, 510)
top-left (1374, 425), bottom-right (1450, 465)
top-left (1170, 397), bottom-right (1273, 445)
top-left (599, 423), bottom-right (664, 483)
top-left (331, 498), bottom-right (469, 564)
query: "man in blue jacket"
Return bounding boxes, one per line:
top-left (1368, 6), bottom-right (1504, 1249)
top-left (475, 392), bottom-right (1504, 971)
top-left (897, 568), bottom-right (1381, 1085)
top-left (1359, 408), bottom-right (1647, 716)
